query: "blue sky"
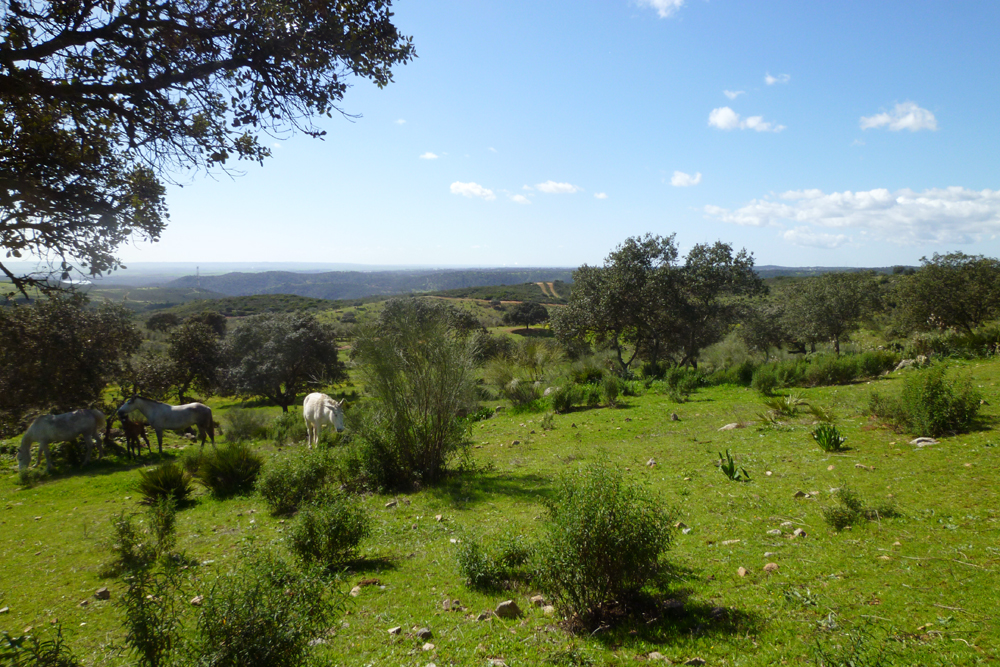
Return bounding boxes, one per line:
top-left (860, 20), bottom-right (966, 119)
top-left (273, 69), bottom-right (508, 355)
top-left (118, 0), bottom-right (1000, 269)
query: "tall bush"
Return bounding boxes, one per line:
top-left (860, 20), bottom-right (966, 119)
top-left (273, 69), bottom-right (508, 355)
top-left (349, 299), bottom-right (478, 490)
top-left (536, 462), bottom-right (674, 629)
top-left (192, 443), bottom-right (264, 497)
top-left (287, 491), bottom-right (371, 567)
top-left (256, 447), bottom-right (334, 515)
top-left (867, 365), bottom-right (981, 437)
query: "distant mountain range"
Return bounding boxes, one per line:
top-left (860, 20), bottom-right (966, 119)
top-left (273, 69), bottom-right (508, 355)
top-left (168, 268), bottom-right (578, 301)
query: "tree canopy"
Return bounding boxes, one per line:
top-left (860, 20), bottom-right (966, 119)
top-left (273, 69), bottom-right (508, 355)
top-left (893, 252), bottom-right (1000, 334)
top-left (503, 301), bottom-right (549, 330)
top-left (1, 0), bottom-right (414, 292)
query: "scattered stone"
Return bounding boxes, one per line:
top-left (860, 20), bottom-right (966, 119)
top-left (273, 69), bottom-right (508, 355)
top-left (435, 514), bottom-right (443, 522)
top-left (388, 626), bottom-right (401, 635)
top-left (384, 500), bottom-right (398, 508)
top-left (442, 599), bottom-right (452, 611)
top-left (78, 600), bottom-right (88, 607)
top-left (780, 521), bottom-right (793, 527)
top-left (476, 612), bottom-right (491, 621)
top-left (893, 541), bottom-right (902, 547)
top-left (720, 539), bottom-right (741, 546)
top-left (349, 586), bottom-right (362, 597)
top-left (190, 595), bottom-right (204, 606)
top-left (647, 652), bottom-right (666, 661)
top-left (646, 458), bottom-right (656, 468)
top-left (855, 463), bottom-right (874, 471)
top-left (422, 642), bottom-right (435, 651)
top-left (718, 423), bottom-right (739, 431)
top-left (416, 627), bottom-right (432, 640)
top-left (878, 555), bottom-right (891, 561)
top-left (670, 413), bottom-right (680, 421)
top-left (767, 529), bottom-right (782, 536)
top-left (683, 477), bottom-right (691, 481)
top-left (764, 552), bottom-right (778, 557)
top-left (510, 440), bottom-right (520, 446)
top-left (0, 607), bottom-right (8, 614)
top-left (494, 600), bottom-right (522, 619)
top-left (674, 521), bottom-right (688, 530)
top-left (737, 567), bottom-right (748, 577)
top-left (487, 660), bottom-right (507, 667)
top-left (685, 658), bottom-right (706, 666)
top-left (764, 563), bottom-right (779, 573)
top-left (765, 470), bottom-right (772, 476)
top-left (793, 491), bottom-right (809, 499)
top-left (542, 605), bottom-right (555, 616)
top-left (530, 595), bottom-right (545, 607)
top-left (910, 437), bottom-right (939, 447)
top-left (827, 465), bottom-right (835, 471)
top-left (94, 587), bottom-right (110, 600)
top-left (792, 528), bottom-right (807, 538)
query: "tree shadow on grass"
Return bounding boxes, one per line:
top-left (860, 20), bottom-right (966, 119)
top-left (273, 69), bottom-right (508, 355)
top-left (338, 554), bottom-right (398, 578)
top-left (424, 470), bottom-right (555, 509)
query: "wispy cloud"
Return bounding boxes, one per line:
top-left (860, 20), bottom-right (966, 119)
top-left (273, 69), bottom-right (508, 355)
top-left (636, 0), bottom-right (685, 19)
top-left (765, 72), bottom-right (790, 85)
top-left (394, 119), bottom-right (406, 125)
top-left (419, 152), bottom-right (439, 160)
top-left (723, 90), bottom-right (745, 100)
top-left (536, 180), bottom-right (582, 194)
top-left (511, 194), bottom-right (531, 205)
top-left (450, 182), bottom-right (495, 201)
top-left (860, 101), bottom-right (938, 132)
top-left (782, 227), bottom-right (849, 249)
top-left (594, 192), bottom-right (608, 200)
top-left (488, 147), bottom-right (497, 153)
top-left (671, 171), bottom-right (702, 187)
top-left (705, 186), bottom-right (1000, 246)
top-left (708, 107), bottom-right (785, 132)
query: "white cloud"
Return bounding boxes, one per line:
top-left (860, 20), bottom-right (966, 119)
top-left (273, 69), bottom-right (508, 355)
top-left (450, 181), bottom-right (495, 201)
top-left (511, 194), bottom-right (531, 205)
top-left (419, 152), bottom-right (439, 160)
top-left (636, 0), bottom-right (685, 19)
top-left (272, 142), bottom-right (282, 149)
top-left (536, 180), bottom-right (582, 194)
top-left (488, 147), bottom-right (497, 153)
top-left (782, 227), bottom-right (850, 249)
top-left (704, 186), bottom-right (1000, 246)
top-left (594, 192), bottom-right (608, 200)
top-left (723, 90), bottom-right (745, 100)
top-left (860, 101), bottom-right (938, 132)
top-left (671, 170), bottom-right (702, 187)
top-left (708, 107), bottom-right (785, 132)
top-left (522, 185), bottom-right (533, 191)
top-left (394, 119), bottom-right (406, 125)
top-left (765, 72), bottom-right (790, 85)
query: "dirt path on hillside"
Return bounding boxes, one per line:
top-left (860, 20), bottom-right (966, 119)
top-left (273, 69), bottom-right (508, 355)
top-left (535, 282), bottom-right (555, 298)
top-left (546, 282), bottom-right (560, 298)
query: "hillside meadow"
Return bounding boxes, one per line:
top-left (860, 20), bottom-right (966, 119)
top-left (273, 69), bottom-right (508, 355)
top-left (2, 360), bottom-right (999, 666)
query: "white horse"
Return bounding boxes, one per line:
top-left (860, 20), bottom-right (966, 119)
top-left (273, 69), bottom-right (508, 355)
top-left (303, 393), bottom-right (345, 447)
top-left (18, 409), bottom-right (106, 472)
top-left (117, 396), bottom-right (215, 454)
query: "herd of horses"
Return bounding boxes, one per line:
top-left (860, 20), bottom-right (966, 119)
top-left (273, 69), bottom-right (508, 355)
top-left (16, 393), bottom-right (346, 472)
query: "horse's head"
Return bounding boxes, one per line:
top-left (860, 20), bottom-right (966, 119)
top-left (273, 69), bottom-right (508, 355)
top-left (117, 396), bottom-right (139, 416)
top-left (327, 399), bottom-right (346, 432)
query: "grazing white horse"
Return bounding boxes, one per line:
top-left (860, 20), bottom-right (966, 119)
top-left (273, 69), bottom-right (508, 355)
top-left (18, 409), bottom-right (106, 472)
top-left (117, 396), bottom-right (215, 454)
top-left (303, 393), bottom-right (345, 447)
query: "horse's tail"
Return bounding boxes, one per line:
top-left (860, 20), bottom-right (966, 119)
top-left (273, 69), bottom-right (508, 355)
top-left (205, 407), bottom-right (216, 447)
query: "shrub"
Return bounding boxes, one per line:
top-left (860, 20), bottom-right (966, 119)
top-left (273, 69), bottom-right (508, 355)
top-left (190, 549), bottom-right (339, 667)
top-left (867, 365), bottom-right (981, 437)
top-left (256, 448), bottom-right (334, 515)
top-left (536, 462), bottom-right (674, 629)
top-left (456, 528), bottom-right (534, 590)
top-left (223, 408), bottom-right (270, 443)
top-left (269, 411), bottom-right (308, 446)
top-left (751, 365), bottom-right (778, 395)
top-left (286, 491), bottom-right (371, 567)
top-left (548, 385), bottom-right (580, 414)
top-left (136, 462), bottom-right (193, 506)
top-left (192, 443), bottom-right (264, 497)
top-left (601, 374), bottom-right (622, 407)
top-left (812, 424), bottom-right (846, 452)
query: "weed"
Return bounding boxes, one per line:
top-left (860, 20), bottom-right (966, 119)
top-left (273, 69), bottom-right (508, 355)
top-left (718, 449), bottom-right (751, 482)
top-left (822, 487), bottom-right (901, 531)
top-left (0, 626), bottom-right (82, 666)
top-left (456, 528), bottom-right (534, 590)
top-left (223, 408), bottom-right (270, 443)
top-left (812, 424), bottom-right (847, 452)
top-left (541, 413), bottom-right (555, 430)
top-left (811, 625), bottom-right (897, 666)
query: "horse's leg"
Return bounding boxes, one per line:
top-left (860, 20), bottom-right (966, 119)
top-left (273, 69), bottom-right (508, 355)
top-left (17, 435), bottom-right (33, 472)
top-left (94, 428), bottom-right (104, 460)
top-left (155, 428), bottom-right (164, 455)
top-left (82, 433), bottom-right (93, 466)
top-left (39, 441), bottom-right (53, 472)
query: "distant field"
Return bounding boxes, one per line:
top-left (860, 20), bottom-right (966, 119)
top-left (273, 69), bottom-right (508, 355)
top-left (2, 360), bottom-right (998, 665)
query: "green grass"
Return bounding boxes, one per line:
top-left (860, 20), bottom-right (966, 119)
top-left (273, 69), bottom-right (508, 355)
top-left (2, 360), bottom-right (999, 665)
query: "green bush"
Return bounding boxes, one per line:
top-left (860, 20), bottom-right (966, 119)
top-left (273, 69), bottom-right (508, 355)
top-left (751, 365), bottom-right (778, 395)
top-left (287, 491), bottom-right (371, 567)
top-left (223, 408), bottom-right (270, 443)
top-left (136, 462), bottom-right (193, 506)
top-left (456, 528), bottom-right (534, 591)
top-left (601, 374), bottom-right (622, 407)
top-left (536, 462), bottom-right (674, 629)
top-left (867, 365), bottom-right (981, 437)
top-left (822, 487), bottom-right (900, 531)
top-left (269, 412), bottom-right (308, 446)
top-left (192, 443), bottom-right (264, 497)
top-left (190, 549), bottom-right (339, 667)
top-left (548, 385), bottom-right (581, 414)
top-left (256, 448), bottom-right (333, 515)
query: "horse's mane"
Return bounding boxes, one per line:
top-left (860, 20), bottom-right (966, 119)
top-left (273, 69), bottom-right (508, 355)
top-left (129, 395), bottom-right (167, 406)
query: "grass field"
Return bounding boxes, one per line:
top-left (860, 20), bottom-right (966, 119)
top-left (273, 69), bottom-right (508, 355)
top-left (2, 360), bottom-right (999, 666)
